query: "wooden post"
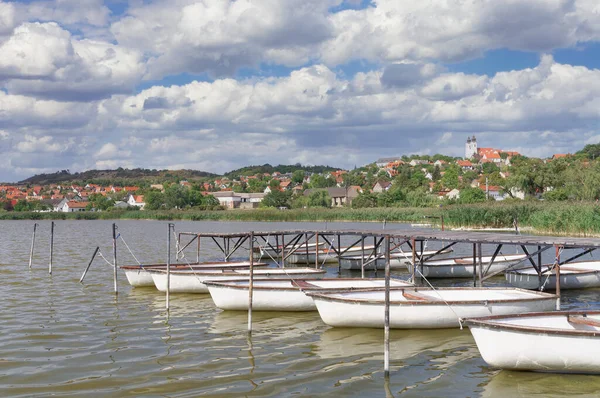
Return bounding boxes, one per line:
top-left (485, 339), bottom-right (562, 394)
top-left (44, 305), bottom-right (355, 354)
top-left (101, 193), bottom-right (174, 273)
top-left (248, 232), bottom-right (255, 334)
top-left (384, 234), bottom-right (391, 378)
top-left (305, 233), bottom-right (309, 266)
top-left (537, 245), bottom-right (542, 290)
top-left (315, 233), bottom-right (319, 269)
top-left (441, 215), bottom-right (444, 231)
top-left (80, 246), bottom-right (100, 283)
top-left (374, 236), bottom-right (378, 278)
top-left (411, 237), bottom-right (416, 283)
top-left (166, 223), bottom-right (173, 310)
top-left (477, 242), bottom-right (483, 287)
top-left (197, 235), bottom-right (201, 263)
top-left (281, 234), bottom-right (285, 268)
top-left (337, 234), bottom-right (342, 274)
top-left (28, 223), bottom-right (38, 269)
top-left (112, 223), bottom-right (118, 294)
top-left (49, 221), bottom-right (55, 275)
top-left (361, 235), bottom-right (365, 279)
top-left (555, 245), bottom-right (561, 310)
top-left (472, 243), bottom-right (477, 287)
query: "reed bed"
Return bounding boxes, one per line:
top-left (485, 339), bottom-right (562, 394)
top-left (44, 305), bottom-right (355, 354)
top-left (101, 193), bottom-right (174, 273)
top-left (3, 202), bottom-right (600, 236)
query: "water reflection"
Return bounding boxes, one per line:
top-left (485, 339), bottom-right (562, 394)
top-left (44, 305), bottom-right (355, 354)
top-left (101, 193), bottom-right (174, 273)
top-left (481, 371), bottom-right (600, 398)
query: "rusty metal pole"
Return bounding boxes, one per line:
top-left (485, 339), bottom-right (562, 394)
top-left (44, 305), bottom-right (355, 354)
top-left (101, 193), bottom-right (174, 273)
top-left (411, 237), bottom-right (416, 283)
top-left (248, 232), bottom-right (255, 334)
top-left (337, 234), bottom-right (342, 274)
top-left (281, 233), bottom-right (285, 268)
top-left (472, 243), bottom-right (477, 287)
top-left (166, 223), bottom-right (173, 310)
top-left (384, 234), bottom-right (391, 378)
top-left (477, 242), bottom-right (483, 287)
top-left (29, 223), bottom-right (38, 269)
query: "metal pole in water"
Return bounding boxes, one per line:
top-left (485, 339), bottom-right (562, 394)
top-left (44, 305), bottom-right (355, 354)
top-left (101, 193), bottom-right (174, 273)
top-left (49, 221), bottom-right (55, 275)
top-left (384, 234), bottom-right (391, 378)
top-left (477, 242), bottom-right (483, 287)
top-left (197, 235), bottom-right (201, 263)
top-left (248, 232), bottom-right (255, 335)
top-left (29, 223), bottom-right (38, 269)
top-left (411, 237), bottom-right (416, 283)
top-left (281, 234), bottom-right (285, 268)
top-left (472, 243), bottom-right (477, 288)
top-left (112, 223), bottom-right (118, 294)
top-left (315, 233), bottom-right (319, 269)
top-left (80, 246), bottom-right (100, 283)
top-left (166, 223), bottom-right (173, 310)
top-left (361, 235), bottom-right (365, 279)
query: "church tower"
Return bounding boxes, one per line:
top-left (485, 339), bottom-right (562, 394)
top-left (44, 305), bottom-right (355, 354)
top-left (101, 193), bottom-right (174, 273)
top-left (465, 135), bottom-right (477, 159)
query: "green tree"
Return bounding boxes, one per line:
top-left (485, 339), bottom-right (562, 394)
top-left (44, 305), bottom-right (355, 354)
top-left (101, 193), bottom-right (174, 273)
top-left (351, 191), bottom-right (378, 208)
top-left (292, 170), bottom-right (305, 184)
top-left (441, 165), bottom-right (460, 189)
top-left (307, 190), bottom-right (331, 208)
top-left (432, 165), bottom-right (441, 181)
top-left (144, 191), bottom-right (164, 210)
top-left (261, 190), bottom-right (292, 208)
top-left (458, 187), bottom-right (486, 204)
top-left (13, 200), bottom-right (30, 212)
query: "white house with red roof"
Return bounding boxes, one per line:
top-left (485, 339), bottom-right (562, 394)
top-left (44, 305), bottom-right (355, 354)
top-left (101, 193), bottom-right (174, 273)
top-left (127, 194), bottom-right (145, 209)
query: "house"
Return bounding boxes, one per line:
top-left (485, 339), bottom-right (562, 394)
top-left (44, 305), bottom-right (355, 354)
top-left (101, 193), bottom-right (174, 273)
top-left (61, 201), bottom-right (88, 212)
top-left (409, 159), bottom-right (429, 167)
top-left (279, 181), bottom-right (292, 190)
top-left (433, 160), bottom-right (447, 167)
top-left (372, 181), bottom-right (392, 193)
top-left (480, 185), bottom-right (505, 201)
top-left (150, 184), bottom-right (164, 191)
top-left (303, 187), bottom-right (361, 207)
top-left (210, 192), bottom-right (265, 209)
top-left (127, 194), bottom-right (145, 209)
top-left (113, 201), bottom-right (129, 209)
top-left (376, 157), bottom-right (402, 167)
top-left (446, 189), bottom-right (460, 200)
top-left (457, 160), bottom-right (474, 171)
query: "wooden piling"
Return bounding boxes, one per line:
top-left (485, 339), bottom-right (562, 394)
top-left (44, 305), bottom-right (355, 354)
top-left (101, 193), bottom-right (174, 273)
top-left (555, 245), bottom-right (561, 310)
top-left (411, 237), bottom-right (416, 283)
top-left (337, 234), bottom-right (342, 274)
top-left (472, 243), bottom-right (477, 287)
top-left (28, 223), bottom-right (37, 269)
top-left (112, 223), bottom-right (118, 294)
top-left (166, 223), bottom-right (173, 310)
top-left (361, 235), bottom-right (365, 279)
top-left (383, 234), bottom-right (391, 378)
top-left (281, 234), bottom-right (285, 268)
top-left (197, 235), bottom-right (201, 263)
top-left (477, 242), bottom-right (483, 287)
top-left (80, 246), bottom-right (100, 283)
top-left (248, 232), bottom-right (255, 335)
top-left (315, 233), bottom-right (319, 269)
top-left (49, 221), bottom-right (54, 275)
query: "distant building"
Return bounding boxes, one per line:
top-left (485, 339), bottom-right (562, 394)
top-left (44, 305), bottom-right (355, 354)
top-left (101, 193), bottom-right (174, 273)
top-left (303, 187), bottom-right (361, 207)
top-left (127, 194), bottom-right (145, 209)
top-left (376, 157), bottom-right (402, 167)
top-left (372, 181), bottom-right (392, 193)
top-left (211, 192), bottom-right (265, 209)
top-left (62, 201), bottom-right (87, 212)
top-left (465, 136), bottom-right (478, 159)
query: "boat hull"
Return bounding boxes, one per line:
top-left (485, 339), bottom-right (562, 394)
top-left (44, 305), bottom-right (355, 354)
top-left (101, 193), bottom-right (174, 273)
top-left (124, 268), bottom-right (155, 287)
top-left (310, 289), bottom-right (556, 329)
top-left (410, 255), bottom-right (527, 278)
top-left (467, 312), bottom-right (600, 373)
top-left (506, 263), bottom-right (600, 290)
top-left (151, 268), bottom-right (326, 294)
top-left (206, 279), bottom-right (413, 311)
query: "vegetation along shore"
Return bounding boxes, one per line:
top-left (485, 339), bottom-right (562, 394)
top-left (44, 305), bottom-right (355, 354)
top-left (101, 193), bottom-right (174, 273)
top-left (3, 202), bottom-right (600, 237)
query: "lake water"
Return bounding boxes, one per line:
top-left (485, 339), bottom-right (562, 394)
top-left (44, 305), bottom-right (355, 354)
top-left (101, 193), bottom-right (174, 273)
top-left (2, 220), bottom-right (600, 397)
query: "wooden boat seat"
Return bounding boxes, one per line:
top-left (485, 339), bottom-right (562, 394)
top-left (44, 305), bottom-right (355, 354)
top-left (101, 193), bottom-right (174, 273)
top-left (454, 259), bottom-right (475, 265)
top-left (557, 266), bottom-right (595, 273)
top-left (567, 315), bottom-right (600, 328)
top-left (293, 280), bottom-right (319, 289)
top-left (402, 291), bottom-right (429, 301)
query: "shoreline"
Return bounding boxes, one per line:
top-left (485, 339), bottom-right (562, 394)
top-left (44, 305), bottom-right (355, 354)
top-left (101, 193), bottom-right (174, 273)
top-left (2, 202), bottom-right (600, 237)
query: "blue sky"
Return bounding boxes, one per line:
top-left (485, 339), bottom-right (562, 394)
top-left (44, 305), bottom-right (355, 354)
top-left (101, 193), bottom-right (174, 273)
top-left (0, 0), bottom-right (599, 181)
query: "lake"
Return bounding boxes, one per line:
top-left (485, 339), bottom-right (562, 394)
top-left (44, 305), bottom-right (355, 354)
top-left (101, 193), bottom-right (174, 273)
top-left (1, 219), bottom-right (600, 397)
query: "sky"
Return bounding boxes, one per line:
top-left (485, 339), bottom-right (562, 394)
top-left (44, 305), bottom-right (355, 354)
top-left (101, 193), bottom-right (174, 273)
top-left (0, 0), bottom-right (599, 182)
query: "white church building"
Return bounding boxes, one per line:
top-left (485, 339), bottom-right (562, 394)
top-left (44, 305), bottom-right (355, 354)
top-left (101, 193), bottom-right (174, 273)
top-left (465, 136), bottom-right (478, 159)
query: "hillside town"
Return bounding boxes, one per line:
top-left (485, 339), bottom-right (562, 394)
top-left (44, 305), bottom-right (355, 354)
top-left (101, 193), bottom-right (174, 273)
top-left (0, 136), bottom-right (592, 212)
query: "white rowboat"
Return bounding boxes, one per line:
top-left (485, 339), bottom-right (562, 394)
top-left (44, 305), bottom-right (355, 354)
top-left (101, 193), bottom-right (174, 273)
top-left (254, 242), bottom-right (325, 258)
top-left (410, 254), bottom-right (527, 278)
top-left (204, 278), bottom-right (413, 311)
top-left (121, 261), bottom-right (269, 287)
top-left (307, 287), bottom-right (557, 329)
top-left (150, 267), bottom-right (326, 293)
top-left (466, 311), bottom-right (600, 373)
top-left (339, 249), bottom-right (453, 271)
top-left (505, 261), bottom-right (600, 290)
top-left (287, 245), bottom-right (377, 264)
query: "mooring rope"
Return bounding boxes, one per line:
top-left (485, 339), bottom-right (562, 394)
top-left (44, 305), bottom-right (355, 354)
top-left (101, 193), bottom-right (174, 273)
top-left (539, 246), bottom-right (565, 291)
top-left (413, 267), bottom-right (464, 329)
top-left (120, 234), bottom-right (142, 266)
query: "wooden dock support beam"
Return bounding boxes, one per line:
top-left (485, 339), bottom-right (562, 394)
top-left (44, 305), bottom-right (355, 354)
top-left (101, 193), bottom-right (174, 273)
top-left (166, 223), bottom-right (173, 310)
top-left (248, 232), bottom-right (255, 335)
top-left (112, 223), bottom-right (118, 294)
top-left (555, 245), bottom-right (561, 310)
top-left (383, 234), bottom-right (391, 378)
top-left (49, 221), bottom-right (55, 275)
top-left (28, 223), bottom-right (38, 269)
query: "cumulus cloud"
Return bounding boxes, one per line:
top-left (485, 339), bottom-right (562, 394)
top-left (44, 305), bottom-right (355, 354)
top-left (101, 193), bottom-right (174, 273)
top-left (13, 0), bottom-right (111, 27)
top-left (0, 22), bottom-right (145, 101)
top-left (111, 0), bottom-right (340, 78)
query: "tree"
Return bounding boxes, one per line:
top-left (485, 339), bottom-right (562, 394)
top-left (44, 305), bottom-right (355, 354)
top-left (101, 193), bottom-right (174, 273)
top-left (432, 165), bottom-right (441, 181)
top-left (441, 165), bottom-right (460, 189)
top-left (292, 170), bottom-right (305, 184)
top-left (307, 190), bottom-right (331, 208)
top-left (13, 200), bottom-right (30, 212)
top-left (351, 191), bottom-right (378, 208)
top-left (458, 187), bottom-right (486, 204)
top-left (482, 162), bottom-right (500, 174)
top-left (144, 191), bottom-right (164, 210)
top-left (261, 190), bottom-right (292, 208)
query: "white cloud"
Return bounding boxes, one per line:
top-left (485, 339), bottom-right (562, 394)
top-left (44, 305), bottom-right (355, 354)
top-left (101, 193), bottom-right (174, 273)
top-left (14, 0), bottom-right (111, 27)
top-left (0, 22), bottom-right (145, 101)
top-left (0, 1), bottom-right (15, 37)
